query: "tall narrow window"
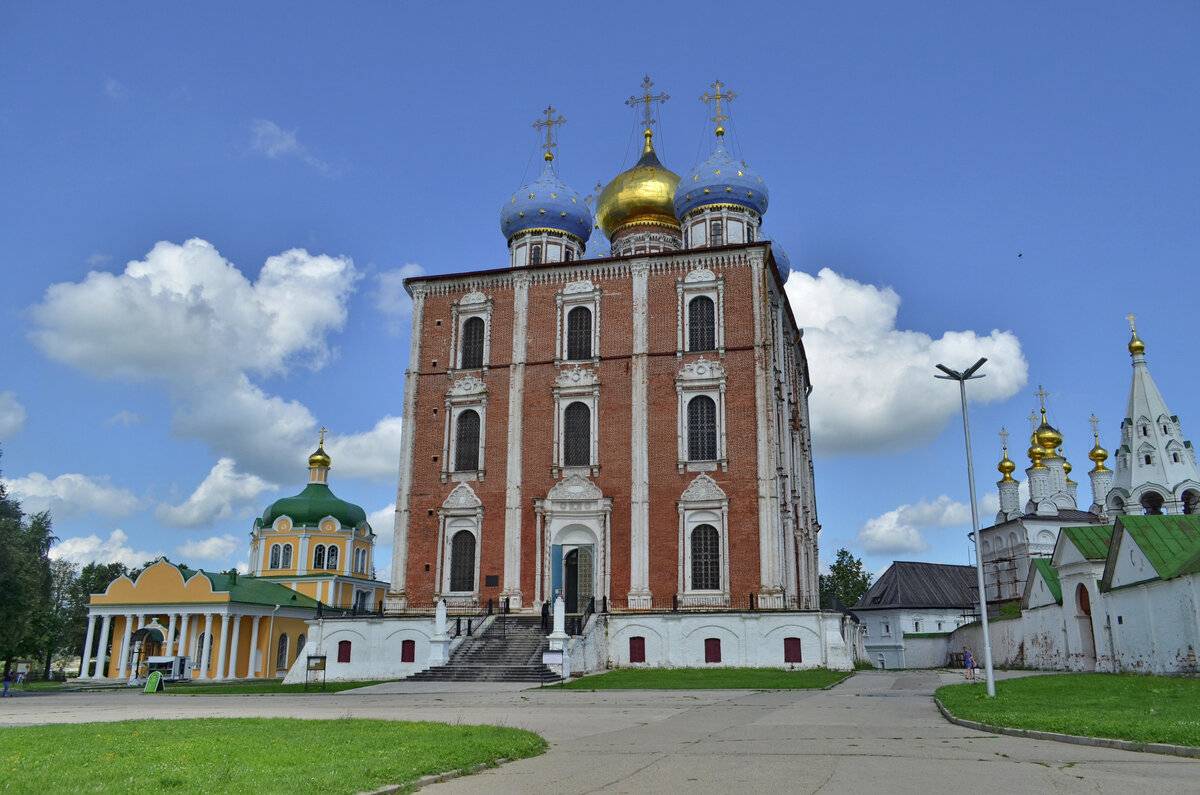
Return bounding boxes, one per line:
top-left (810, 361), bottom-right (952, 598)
top-left (337, 640), bottom-right (352, 663)
top-left (688, 295), bottom-right (716, 351)
top-left (747, 225), bottom-right (755, 242)
top-left (709, 220), bottom-right (723, 246)
top-left (296, 634), bottom-right (306, 656)
top-left (563, 401), bottom-right (591, 467)
top-left (455, 410), bottom-right (481, 471)
top-left (276, 634), bottom-right (289, 672)
top-left (313, 544), bottom-right (325, 570)
top-left (280, 544), bottom-right (293, 569)
top-left (269, 544), bottom-right (281, 569)
top-left (326, 545), bottom-right (339, 571)
top-left (687, 395), bottom-right (717, 461)
top-left (691, 524), bottom-right (720, 590)
top-left (449, 530), bottom-right (476, 592)
top-left (566, 306), bottom-right (592, 360)
top-left (460, 317), bottom-right (485, 369)
top-left (530, 244), bottom-right (542, 265)
top-left (564, 249), bottom-right (574, 262)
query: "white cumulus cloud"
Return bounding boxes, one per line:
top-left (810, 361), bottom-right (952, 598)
top-left (176, 534), bottom-right (241, 562)
top-left (374, 264), bottom-right (426, 334)
top-left (367, 503), bottom-right (396, 548)
top-left (4, 472), bottom-right (139, 518)
top-left (157, 458), bottom-right (277, 528)
top-left (0, 391), bottom-right (26, 438)
top-left (783, 268), bottom-right (1027, 453)
top-left (856, 495), bottom-right (972, 555)
top-left (50, 529), bottom-right (157, 568)
top-left (327, 418), bottom-right (403, 480)
top-left (250, 119), bottom-right (334, 176)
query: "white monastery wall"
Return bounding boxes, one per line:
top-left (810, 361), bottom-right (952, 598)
top-left (283, 616), bottom-right (438, 683)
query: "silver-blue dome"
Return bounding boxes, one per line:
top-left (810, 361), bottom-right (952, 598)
top-left (500, 161), bottom-right (593, 243)
top-left (674, 141), bottom-right (769, 219)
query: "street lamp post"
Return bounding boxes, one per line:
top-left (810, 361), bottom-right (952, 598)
top-left (935, 357), bottom-right (996, 698)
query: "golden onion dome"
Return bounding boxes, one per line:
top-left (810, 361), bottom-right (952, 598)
top-left (308, 446), bottom-right (331, 469)
top-left (1128, 331), bottom-right (1145, 355)
top-left (997, 449), bottom-right (1017, 481)
top-left (1033, 409), bottom-right (1063, 453)
top-left (1062, 459), bottom-right (1073, 477)
top-left (1089, 439), bottom-right (1110, 471)
top-left (594, 130), bottom-right (680, 240)
top-left (1028, 443), bottom-right (1046, 468)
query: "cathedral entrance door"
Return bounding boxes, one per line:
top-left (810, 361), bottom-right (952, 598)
top-left (562, 545), bottom-right (595, 614)
top-left (564, 549), bottom-right (578, 613)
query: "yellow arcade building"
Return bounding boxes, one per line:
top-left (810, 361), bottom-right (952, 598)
top-left (79, 438), bottom-right (388, 682)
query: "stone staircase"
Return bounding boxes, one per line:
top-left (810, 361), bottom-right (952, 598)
top-left (405, 615), bottom-right (560, 683)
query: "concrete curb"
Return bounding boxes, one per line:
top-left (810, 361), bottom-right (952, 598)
top-left (933, 697), bottom-right (1200, 759)
top-left (361, 758), bottom-right (511, 794)
top-left (821, 671), bottom-right (856, 690)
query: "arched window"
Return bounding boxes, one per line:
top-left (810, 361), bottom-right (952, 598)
top-left (460, 317), bottom-right (485, 369)
top-left (709, 220), bottom-right (724, 247)
top-left (563, 402), bottom-right (591, 467)
top-left (1144, 454), bottom-right (1153, 466)
top-left (280, 544), bottom-right (293, 569)
top-left (783, 637), bottom-right (802, 663)
top-left (1183, 490), bottom-right (1199, 515)
top-left (401, 639), bottom-right (416, 663)
top-left (313, 544), bottom-right (325, 570)
top-left (1075, 583), bottom-right (1091, 617)
top-left (687, 395), bottom-right (717, 461)
top-left (629, 636), bottom-right (646, 663)
top-left (269, 544), bottom-right (281, 569)
top-left (454, 409), bottom-right (481, 471)
top-left (566, 306), bottom-right (592, 360)
top-left (276, 634), bottom-right (289, 672)
top-left (530, 244), bottom-right (542, 265)
top-left (1140, 491), bottom-right (1165, 515)
top-left (691, 524), bottom-right (721, 590)
top-left (337, 640), bottom-right (352, 663)
top-left (1173, 452), bottom-right (1182, 464)
top-left (296, 633), bottom-right (306, 656)
top-left (747, 225), bottom-right (755, 243)
top-left (449, 530), bottom-right (476, 592)
top-left (326, 545), bottom-right (339, 571)
top-left (688, 295), bottom-right (716, 351)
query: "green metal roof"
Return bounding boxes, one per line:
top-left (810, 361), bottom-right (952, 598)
top-left (1030, 558), bottom-right (1062, 604)
top-left (1061, 525), bottom-right (1113, 561)
top-left (178, 565), bottom-right (320, 609)
top-left (1116, 515), bottom-right (1200, 581)
top-left (258, 483), bottom-right (367, 529)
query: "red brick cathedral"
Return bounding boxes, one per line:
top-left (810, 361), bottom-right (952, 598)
top-left (386, 79), bottom-right (820, 617)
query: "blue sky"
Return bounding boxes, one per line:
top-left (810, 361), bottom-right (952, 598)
top-left (2, 2), bottom-right (1198, 579)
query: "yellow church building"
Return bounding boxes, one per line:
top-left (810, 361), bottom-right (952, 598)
top-left (79, 437), bottom-right (388, 682)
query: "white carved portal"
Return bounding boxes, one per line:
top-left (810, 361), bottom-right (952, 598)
top-left (534, 475), bottom-right (612, 613)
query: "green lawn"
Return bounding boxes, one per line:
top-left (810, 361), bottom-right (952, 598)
top-left (937, 673), bottom-right (1200, 748)
top-left (0, 718), bottom-right (546, 794)
top-left (13, 680), bottom-right (66, 692)
top-left (160, 679), bottom-right (383, 695)
top-left (559, 667), bottom-right (851, 690)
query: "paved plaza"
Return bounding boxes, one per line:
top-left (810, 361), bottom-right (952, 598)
top-left (3, 671), bottom-right (1197, 793)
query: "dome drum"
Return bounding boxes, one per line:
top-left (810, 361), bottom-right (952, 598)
top-left (508, 227), bottom-right (584, 268)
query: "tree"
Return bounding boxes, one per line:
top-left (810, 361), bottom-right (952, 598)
top-left (0, 452), bottom-right (57, 675)
top-left (820, 548), bottom-right (873, 609)
top-left (68, 561), bottom-right (129, 674)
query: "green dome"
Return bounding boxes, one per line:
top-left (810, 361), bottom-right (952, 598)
top-left (260, 483), bottom-right (367, 529)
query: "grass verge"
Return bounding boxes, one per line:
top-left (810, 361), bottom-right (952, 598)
top-left (0, 718), bottom-right (546, 794)
top-left (559, 666), bottom-right (851, 690)
top-left (161, 679), bottom-right (382, 695)
top-left (936, 673), bottom-right (1200, 748)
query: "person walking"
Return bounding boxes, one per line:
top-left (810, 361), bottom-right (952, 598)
top-left (2, 670), bottom-right (12, 697)
top-left (963, 648), bottom-right (976, 682)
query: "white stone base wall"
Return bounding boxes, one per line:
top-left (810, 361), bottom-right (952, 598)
top-left (283, 615), bottom-right (439, 684)
top-left (900, 636), bottom-right (953, 668)
top-left (605, 611), bottom-right (856, 670)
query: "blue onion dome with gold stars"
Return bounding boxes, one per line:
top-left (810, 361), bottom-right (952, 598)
top-left (500, 160), bottom-right (593, 244)
top-left (675, 140), bottom-right (769, 219)
top-left (500, 106), bottom-right (592, 245)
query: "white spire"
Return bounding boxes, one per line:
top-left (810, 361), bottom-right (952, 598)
top-left (1110, 321), bottom-right (1200, 513)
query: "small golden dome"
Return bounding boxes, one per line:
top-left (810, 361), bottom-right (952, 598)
top-left (998, 449), bottom-right (1017, 481)
top-left (1062, 459), bottom-right (1073, 477)
top-left (594, 130), bottom-right (680, 239)
top-left (1033, 409), bottom-right (1063, 452)
top-left (308, 446), bottom-right (331, 469)
top-left (1089, 439), bottom-right (1109, 472)
top-left (1028, 443), bottom-right (1046, 469)
top-left (1128, 332), bottom-right (1145, 355)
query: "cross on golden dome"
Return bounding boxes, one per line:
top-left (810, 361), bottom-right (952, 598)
top-left (700, 79), bottom-right (737, 137)
top-left (1126, 312), bottom-right (1146, 355)
top-left (1035, 384), bottom-right (1050, 413)
top-left (533, 105), bottom-right (566, 162)
top-left (627, 75), bottom-right (670, 137)
top-left (318, 425), bottom-right (328, 446)
top-left (998, 426), bottom-right (1010, 450)
top-left (1088, 413), bottom-right (1100, 437)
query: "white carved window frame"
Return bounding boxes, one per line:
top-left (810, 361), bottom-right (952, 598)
top-left (552, 365), bottom-right (600, 478)
top-left (442, 376), bottom-right (487, 483)
top-left (677, 268), bottom-right (725, 355)
top-left (676, 358), bottom-right (728, 473)
top-left (556, 279), bottom-right (601, 364)
top-left (677, 476), bottom-right (730, 607)
top-left (436, 487), bottom-right (483, 607)
top-left (448, 291), bottom-right (492, 371)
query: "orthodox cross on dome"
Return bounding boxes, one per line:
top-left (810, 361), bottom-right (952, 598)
top-left (1027, 410), bottom-right (1039, 432)
top-left (1035, 384), bottom-right (1050, 414)
top-left (1126, 312), bottom-right (1137, 334)
top-left (533, 105), bottom-right (566, 162)
top-left (318, 426), bottom-right (328, 446)
top-left (627, 74), bottom-right (670, 136)
top-left (998, 426), bottom-right (1009, 451)
top-left (1089, 413), bottom-right (1101, 438)
top-left (700, 79), bottom-right (737, 137)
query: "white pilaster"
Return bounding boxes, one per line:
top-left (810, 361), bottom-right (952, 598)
top-left (751, 257), bottom-right (785, 606)
top-left (297, 536), bottom-right (309, 576)
top-left (628, 260), bottom-right (652, 607)
top-left (201, 613), bottom-right (214, 679)
top-left (216, 613), bottom-right (231, 679)
top-left (178, 614), bottom-right (190, 657)
top-left (116, 613), bottom-right (134, 679)
top-left (342, 538), bottom-right (352, 576)
top-left (80, 614), bottom-right (97, 678)
top-left (386, 286), bottom-right (426, 611)
top-left (247, 615), bottom-right (261, 677)
top-left (93, 615), bottom-right (112, 679)
top-left (166, 613), bottom-right (177, 657)
top-left (227, 615), bottom-right (242, 679)
top-left (502, 272), bottom-right (530, 607)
